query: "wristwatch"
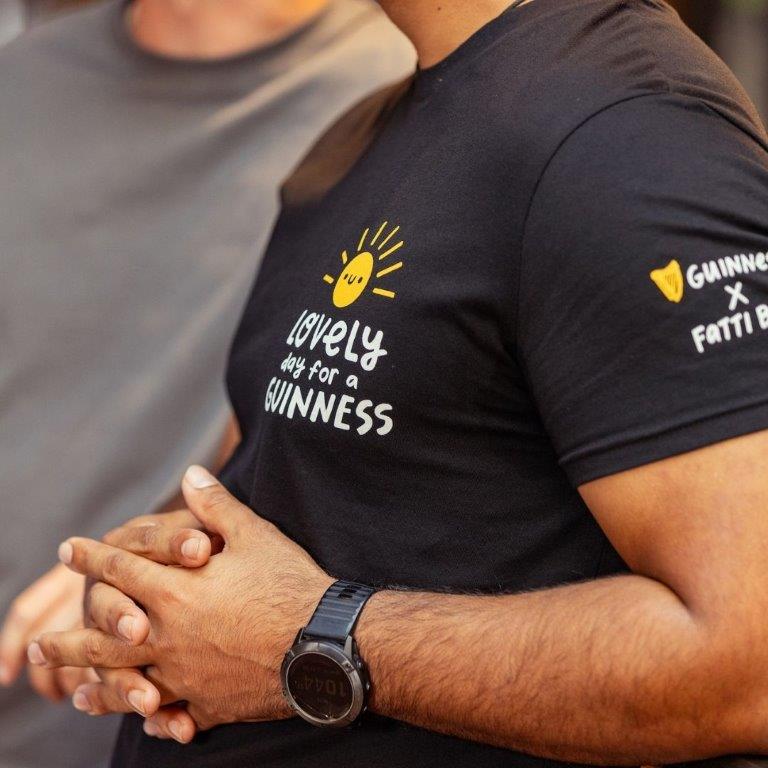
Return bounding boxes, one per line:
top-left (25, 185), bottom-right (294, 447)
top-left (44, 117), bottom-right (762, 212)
top-left (281, 580), bottom-right (376, 728)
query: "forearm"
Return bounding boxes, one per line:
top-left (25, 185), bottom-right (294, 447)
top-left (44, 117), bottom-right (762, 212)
top-left (356, 574), bottom-right (766, 764)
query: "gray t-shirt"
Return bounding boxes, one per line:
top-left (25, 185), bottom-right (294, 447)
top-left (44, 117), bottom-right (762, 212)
top-left (0, 0), bottom-right (24, 46)
top-left (0, 3), bottom-right (414, 766)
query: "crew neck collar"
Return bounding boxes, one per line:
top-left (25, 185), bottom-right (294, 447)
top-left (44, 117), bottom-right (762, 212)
top-left (411, 0), bottom-right (585, 100)
top-left (112, 0), bottom-right (333, 70)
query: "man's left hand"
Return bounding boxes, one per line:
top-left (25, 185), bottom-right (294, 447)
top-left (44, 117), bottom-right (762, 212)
top-left (28, 466), bottom-right (334, 734)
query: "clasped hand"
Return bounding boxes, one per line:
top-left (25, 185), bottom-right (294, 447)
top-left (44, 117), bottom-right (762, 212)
top-left (27, 466), bottom-right (333, 742)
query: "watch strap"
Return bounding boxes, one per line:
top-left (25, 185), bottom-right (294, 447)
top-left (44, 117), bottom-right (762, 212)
top-left (303, 580), bottom-right (375, 642)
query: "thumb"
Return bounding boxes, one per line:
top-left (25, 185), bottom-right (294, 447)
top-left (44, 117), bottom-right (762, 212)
top-left (181, 466), bottom-right (254, 544)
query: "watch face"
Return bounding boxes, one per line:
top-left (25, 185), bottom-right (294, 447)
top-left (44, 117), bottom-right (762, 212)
top-left (286, 652), bottom-right (354, 721)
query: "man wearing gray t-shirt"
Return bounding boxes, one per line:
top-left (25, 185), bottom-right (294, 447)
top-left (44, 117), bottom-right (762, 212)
top-left (0, 2), bottom-right (413, 765)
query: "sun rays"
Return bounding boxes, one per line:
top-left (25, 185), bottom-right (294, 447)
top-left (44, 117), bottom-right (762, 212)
top-left (323, 222), bottom-right (405, 308)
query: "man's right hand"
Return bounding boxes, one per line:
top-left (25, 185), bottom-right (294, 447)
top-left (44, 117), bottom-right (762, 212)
top-left (5, 508), bottom-right (213, 733)
top-left (68, 509), bottom-right (214, 724)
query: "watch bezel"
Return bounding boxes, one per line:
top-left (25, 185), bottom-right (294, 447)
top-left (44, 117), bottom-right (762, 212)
top-left (281, 635), bottom-right (368, 728)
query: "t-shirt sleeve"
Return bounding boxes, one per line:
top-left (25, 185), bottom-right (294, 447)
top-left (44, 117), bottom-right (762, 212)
top-left (518, 93), bottom-right (768, 487)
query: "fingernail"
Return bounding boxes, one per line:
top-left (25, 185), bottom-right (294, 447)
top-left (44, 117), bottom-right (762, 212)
top-left (117, 615), bottom-right (135, 642)
top-left (184, 465), bottom-right (217, 490)
top-left (58, 541), bottom-right (73, 565)
top-left (127, 689), bottom-right (146, 716)
top-left (168, 720), bottom-right (185, 742)
top-left (72, 690), bottom-right (90, 712)
top-left (181, 537), bottom-right (201, 559)
top-left (143, 720), bottom-right (159, 737)
top-left (27, 642), bottom-right (46, 666)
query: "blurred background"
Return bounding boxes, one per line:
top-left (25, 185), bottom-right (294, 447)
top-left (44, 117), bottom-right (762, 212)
top-left (2, 0), bottom-right (765, 118)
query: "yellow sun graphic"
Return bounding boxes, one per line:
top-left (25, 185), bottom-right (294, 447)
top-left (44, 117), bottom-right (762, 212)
top-left (323, 221), bottom-right (405, 308)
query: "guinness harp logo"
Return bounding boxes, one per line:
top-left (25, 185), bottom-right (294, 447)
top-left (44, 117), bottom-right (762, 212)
top-left (650, 260), bottom-right (685, 303)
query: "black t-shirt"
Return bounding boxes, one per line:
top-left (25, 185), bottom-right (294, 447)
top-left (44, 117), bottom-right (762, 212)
top-left (113, 0), bottom-right (768, 766)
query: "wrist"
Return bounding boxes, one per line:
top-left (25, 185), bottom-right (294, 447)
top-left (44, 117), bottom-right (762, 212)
top-left (281, 579), bottom-right (377, 727)
top-left (353, 589), bottom-right (402, 717)
top-left (274, 570), bottom-right (335, 652)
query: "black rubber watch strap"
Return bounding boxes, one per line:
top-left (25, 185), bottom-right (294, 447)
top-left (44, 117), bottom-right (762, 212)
top-left (303, 580), bottom-right (376, 642)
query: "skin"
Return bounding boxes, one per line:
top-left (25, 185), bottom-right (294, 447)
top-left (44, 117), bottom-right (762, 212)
top-left (34, 467), bottom-right (332, 736)
top-left (127, 0), bottom-right (329, 60)
top-left (0, 414), bottom-right (238, 703)
top-left (0, 565), bottom-right (95, 698)
top-left (33, 430), bottom-right (768, 761)
top-left (380, 0), bottom-right (535, 68)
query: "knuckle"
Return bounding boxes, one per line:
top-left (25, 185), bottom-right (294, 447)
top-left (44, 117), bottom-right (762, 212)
top-left (202, 488), bottom-right (231, 512)
top-left (88, 696), bottom-right (108, 716)
top-left (103, 553), bottom-right (128, 586)
top-left (137, 526), bottom-right (157, 553)
top-left (38, 636), bottom-right (61, 666)
top-left (110, 675), bottom-right (131, 701)
top-left (154, 583), bottom-right (178, 608)
top-left (84, 634), bottom-right (105, 666)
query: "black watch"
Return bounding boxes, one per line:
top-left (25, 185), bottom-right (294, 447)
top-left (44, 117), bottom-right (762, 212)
top-left (281, 580), bottom-right (376, 728)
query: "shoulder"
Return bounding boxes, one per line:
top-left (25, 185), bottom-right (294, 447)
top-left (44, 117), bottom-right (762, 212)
top-left (481, 0), bottom-right (765, 168)
top-left (526, 91), bottom-right (768, 231)
top-left (0, 0), bottom-right (123, 78)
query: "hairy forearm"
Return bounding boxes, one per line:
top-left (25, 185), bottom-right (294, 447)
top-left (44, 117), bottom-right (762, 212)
top-left (355, 575), bottom-right (765, 764)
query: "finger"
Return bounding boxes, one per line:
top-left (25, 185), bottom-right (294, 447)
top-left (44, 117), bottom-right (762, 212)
top-left (57, 666), bottom-right (98, 697)
top-left (27, 664), bottom-right (96, 701)
top-left (57, 538), bottom-right (169, 606)
top-left (86, 582), bottom-right (150, 645)
top-left (0, 565), bottom-right (82, 685)
top-left (102, 524), bottom-right (211, 568)
top-left (181, 465), bottom-right (257, 543)
top-left (27, 662), bottom-right (65, 702)
top-left (72, 669), bottom-right (161, 717)
top-left (116, 508), bottom-right (202, 531)
top-left (30, 628), bottom-right (151, 670)
top-left (116, 510), bottom-right (224, 555)
top-left (144, 706), bottom-right (197, 744)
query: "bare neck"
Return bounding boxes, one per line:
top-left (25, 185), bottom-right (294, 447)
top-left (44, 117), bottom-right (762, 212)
top-left (127, 0), bottom-right (329, 61)
top-left (379, 0), bottom-right (527, 69)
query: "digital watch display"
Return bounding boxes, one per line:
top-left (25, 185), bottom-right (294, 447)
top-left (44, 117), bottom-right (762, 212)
top-left (281, 581), bottom-right (375, 728)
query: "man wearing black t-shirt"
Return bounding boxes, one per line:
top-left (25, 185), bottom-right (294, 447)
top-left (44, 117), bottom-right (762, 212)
top-left (30, 0), bottom-right (768, 766)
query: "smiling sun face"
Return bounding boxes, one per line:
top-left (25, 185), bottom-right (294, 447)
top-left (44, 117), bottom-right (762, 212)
top-left (323, 222), bottom-right (405, 308)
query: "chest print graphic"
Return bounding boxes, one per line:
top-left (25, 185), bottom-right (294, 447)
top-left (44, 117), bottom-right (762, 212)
top-left (263, 221), bottom-right (408, 437)
top-left (323, 222), bottom-right (405, 308)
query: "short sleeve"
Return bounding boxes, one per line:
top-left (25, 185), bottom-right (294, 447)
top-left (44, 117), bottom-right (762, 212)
top-left (518, 93), bottom-right (768, 486)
